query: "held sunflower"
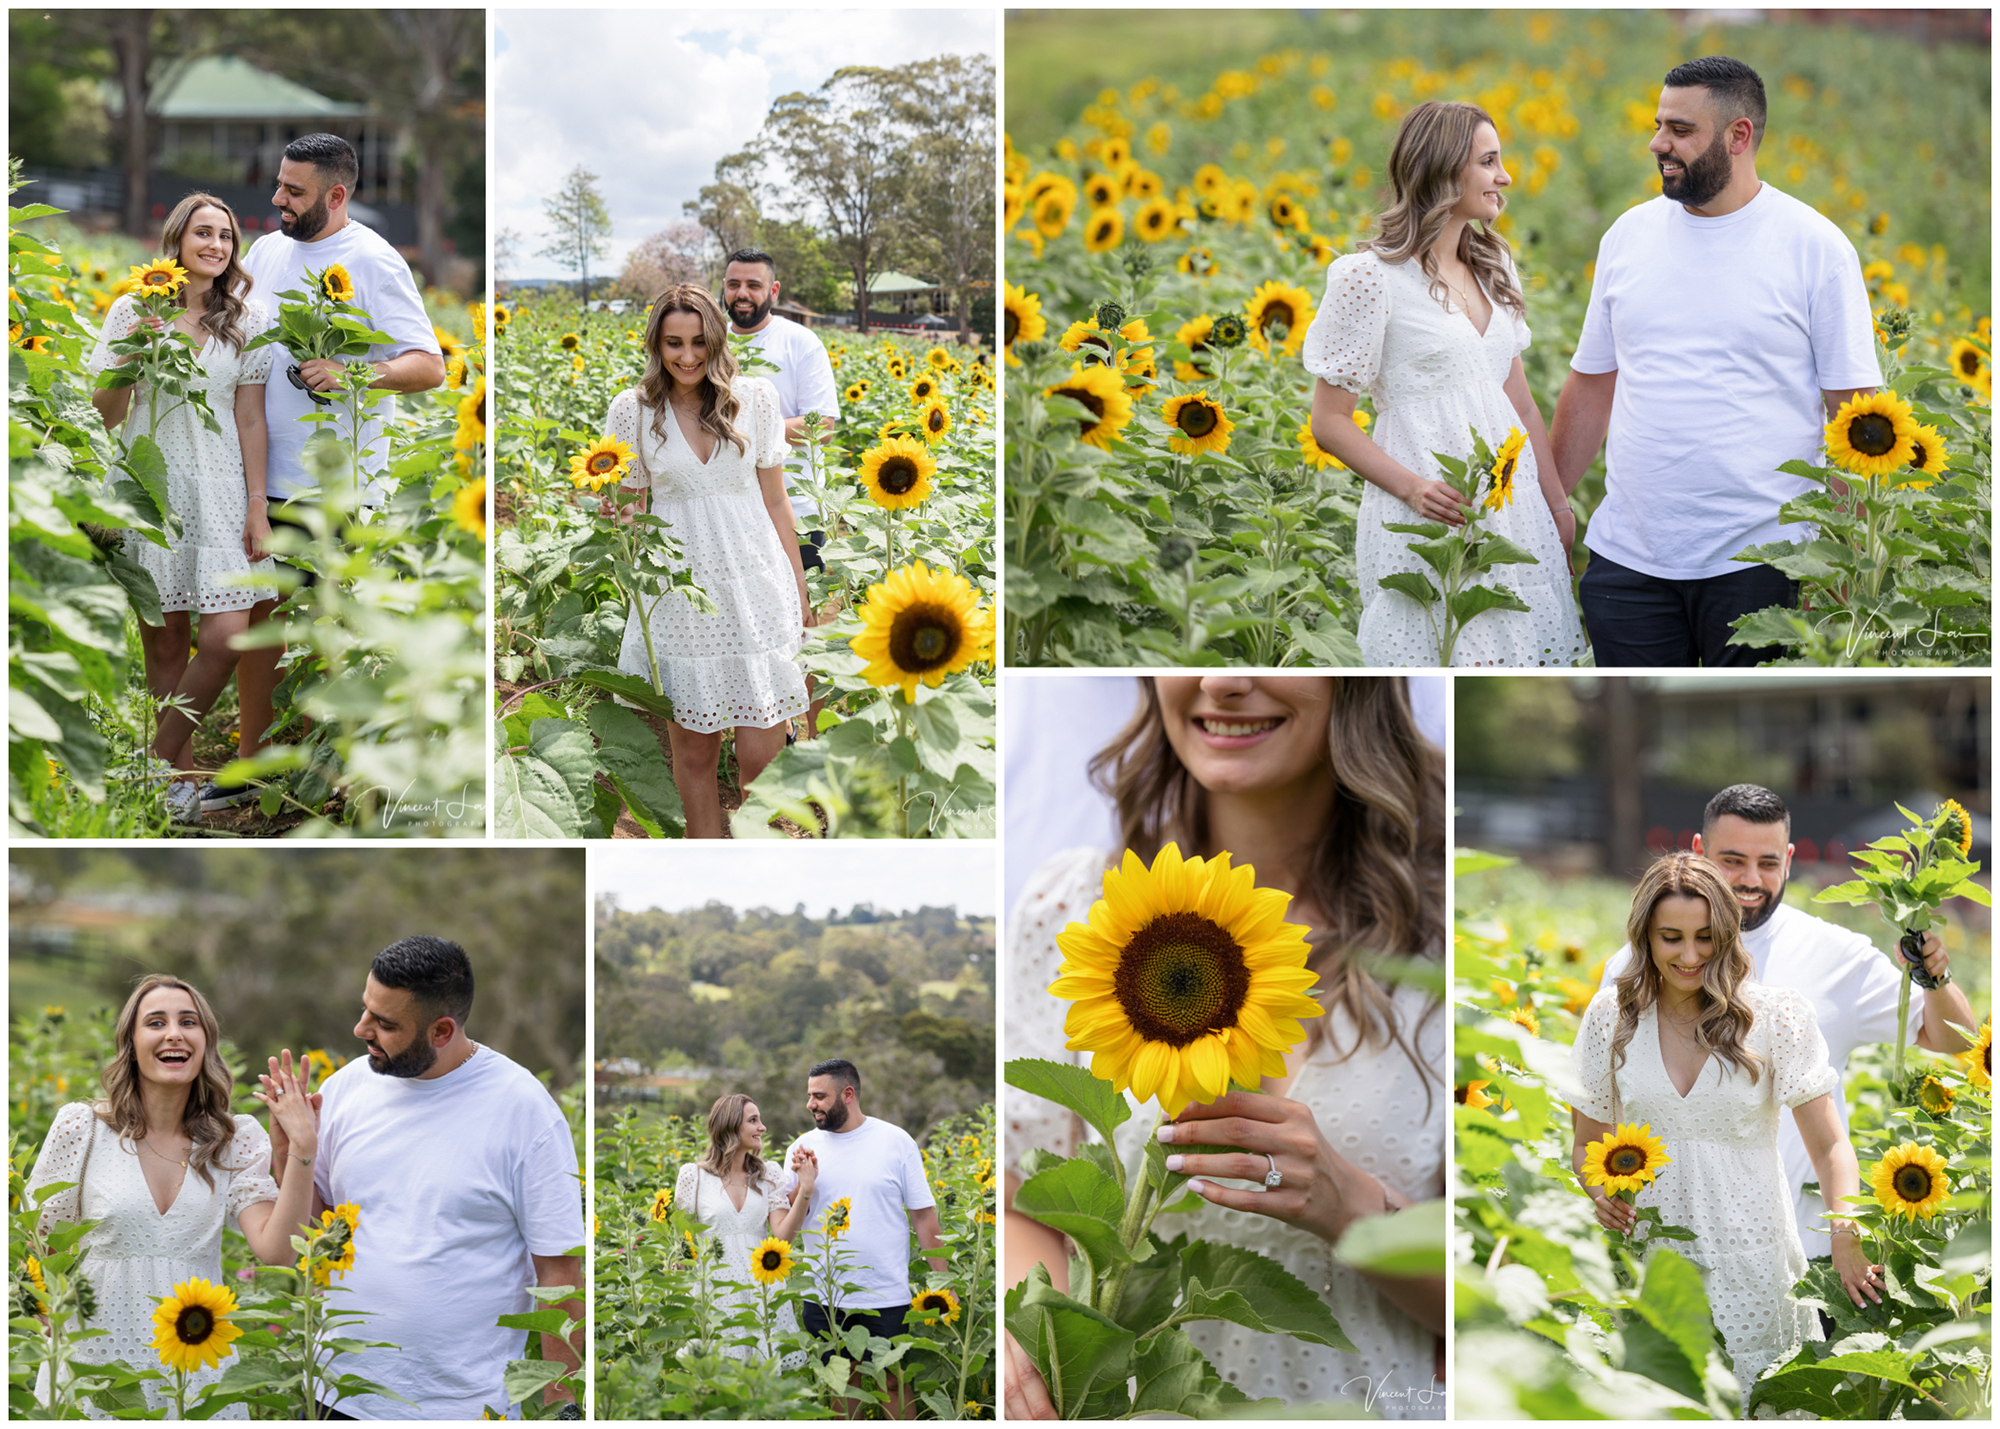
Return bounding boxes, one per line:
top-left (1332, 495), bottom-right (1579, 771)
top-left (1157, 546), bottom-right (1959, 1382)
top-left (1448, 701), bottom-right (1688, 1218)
top-left (1871, 1141), bottom-right (1951, 1219)
top-left (1581, 1122), bottom-right (1672, 1196)
top-left (909, 1287), bottom-right (962, 1325)
top-left (1048, 843), bottom-right (1326, 1116)
top-left (1044, 364), bottom-right (1135, 450)
top-left (1244, 279), bottom-right (1316, 357)
top-left (749, 1237), bottom-right (795, 1284)
top-left (851, 560), bottom-right (995, 699)
top-left (129, 259), bottom-right (191, 299)
top-left (149, 1277), bottom-right (243, 1374)
top-left (569, 435), bottom-right (637, 491)
top-left (1484, 428), bottom-right (1527, 511)
top-left (1003, 284), bottom-right (1046, 368)
top-left (321, 264), bottom-right (356, 304)
top-left (857, 435), bottom-right (937, 510)
top-left (1937, 798), bottom-right (1973, 856)
top-left (1161, 392), bottom-right (1234, 456)
top-left (1824, 390), bottom-right (1918, 479)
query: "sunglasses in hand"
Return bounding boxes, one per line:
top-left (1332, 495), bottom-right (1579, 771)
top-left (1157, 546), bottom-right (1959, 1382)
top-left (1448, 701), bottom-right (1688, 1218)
top-left (287, 363), bottom-right (335, 407)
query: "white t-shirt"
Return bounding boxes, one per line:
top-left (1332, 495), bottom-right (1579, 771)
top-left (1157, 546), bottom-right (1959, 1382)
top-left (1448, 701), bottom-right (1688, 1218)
top-left (1600, 901), bottom-right (1919, 1258)
top-left (312, 1046), bottom-right (585, 1420)
top-left (1572, 185), bottom-right (1880, 579)
top-left (243, 219), bottom-right (442, 503)
top-left (785, 1114), bottom-right (934, 1309)
top-left (738, 314), bottom-right (839, 523)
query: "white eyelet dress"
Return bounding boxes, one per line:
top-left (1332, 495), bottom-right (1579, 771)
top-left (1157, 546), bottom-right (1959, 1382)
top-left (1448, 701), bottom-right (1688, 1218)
top-left (1301, 251), bottom-right (1586, 667)
top-left (86, 294), bottom-right (279, 614)
top-left (26, 1103), bottom-right (280, 1419)
top-left (1570, 982), bottom-right (1838, 1393)
top-left (1006, 849), bottom-right (1448, 1418)
top-left (607, 377), bottom-right (809, 734)
top-left (675, 1160), bottom-right (807, 1368)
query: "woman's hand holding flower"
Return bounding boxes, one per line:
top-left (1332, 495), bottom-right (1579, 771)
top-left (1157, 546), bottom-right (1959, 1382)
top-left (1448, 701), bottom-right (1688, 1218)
top-left (1160, 1089), bottom-right (1385, 1244)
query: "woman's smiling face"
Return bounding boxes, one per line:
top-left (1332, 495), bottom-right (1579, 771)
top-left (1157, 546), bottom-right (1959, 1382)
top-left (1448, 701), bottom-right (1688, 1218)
top-left (1648, 892), bottom-right (1717, 999)
top-left (1154, 676), bottom-right (1335, 797)
top-left (134, 985), bottom-right (206, 1089)
top-left (741, 1102), bottom-right (765, 1151)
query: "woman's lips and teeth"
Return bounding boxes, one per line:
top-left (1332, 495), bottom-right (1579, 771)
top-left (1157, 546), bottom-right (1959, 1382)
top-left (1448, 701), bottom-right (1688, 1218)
top-left (1192, 714), bottom-right (1284, 747)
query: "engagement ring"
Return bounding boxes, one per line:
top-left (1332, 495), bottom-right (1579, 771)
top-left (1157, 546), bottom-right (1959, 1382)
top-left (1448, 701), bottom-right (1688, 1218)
top-left (1263, 1154), bottom-right (1283, 1190)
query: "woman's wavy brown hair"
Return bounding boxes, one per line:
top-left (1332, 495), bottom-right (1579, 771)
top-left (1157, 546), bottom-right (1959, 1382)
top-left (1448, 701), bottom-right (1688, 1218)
top-left (1358, 100), bottom-right (1526, 320)
top-left (160, 193), bottom-right (253, 351)
top-left (697, 1092), bottom-right (771, 1187)
top-left (98, 974), bottom-right (237, 1189)
top-left (1090, 678), bottom-right (1446, 1101)
top-left (1611, 853), bottom-right (1762, 1087)
top-left (638, 283), bottom-right (745, 456)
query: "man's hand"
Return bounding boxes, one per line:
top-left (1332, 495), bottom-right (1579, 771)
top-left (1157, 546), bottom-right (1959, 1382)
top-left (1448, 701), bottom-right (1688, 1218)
top-left (296, 357), bottom-right (354, 393)
top-left (529, 1252), bottom-right (584, 1405)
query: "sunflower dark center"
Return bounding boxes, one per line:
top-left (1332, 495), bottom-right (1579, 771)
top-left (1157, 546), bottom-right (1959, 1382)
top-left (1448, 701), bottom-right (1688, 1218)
top-left (921, 1293), bottom-right (950, 1312)
top-left (888, 603), bottom-right (962, 672)
top-left (1113, 912), bottom-right (1250, 1046)
top-left (175, 1305), bottom-right (214, 1344)
top-left (1261, 302), bottom-right (1295, 334)
top-left (1176, 402), bottom-right (1219, 438)
top-left (879, 456), bottom-right (921, 495)
top-left (928, 408), bottom-right (946, 432)
top-left (1056, 385), bottom-right (1106, 430)
top-left (1607, 1146), bottom-right (1646, 1176)
top-left (1005, 310), bottom-right (1019, 344)
top-left (1849, 413), bottom-right (1898, 456)
top-left (1893, 1163), bottom-right (1934, 1201)
top-left (760, 1249), bottom-right (783, 1270)
top-left (588, 452), bottom-right (618, 474)
top-left (1958, 351), bottom-right (1980, 376)
top-left (1496, 455), bottom-right (1518, 482)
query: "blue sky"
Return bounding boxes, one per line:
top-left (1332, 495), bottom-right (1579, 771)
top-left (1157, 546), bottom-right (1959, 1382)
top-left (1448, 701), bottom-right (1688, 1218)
top-left (595, 844), bottom-right (997, 918)
top-left (494, 8), bottom-right (995, 280)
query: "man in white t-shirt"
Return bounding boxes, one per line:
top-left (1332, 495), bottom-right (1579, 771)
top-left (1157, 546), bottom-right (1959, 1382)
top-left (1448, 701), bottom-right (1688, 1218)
top-left (786, 1058), bottom-right (946, 1418)
top-left (271, 936), bottom-right (584, 1419)
top-left (1549, 57), bottom-right (1882, 666)
top-left (1591, 785), bottom-right (1974, 1266)
top-left (211, 133), bottom-right (444, 811)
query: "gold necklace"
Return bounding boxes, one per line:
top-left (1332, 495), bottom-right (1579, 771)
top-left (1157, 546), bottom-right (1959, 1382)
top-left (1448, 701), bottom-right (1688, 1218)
top-left (139, 1139), bottom-right (189, 1169)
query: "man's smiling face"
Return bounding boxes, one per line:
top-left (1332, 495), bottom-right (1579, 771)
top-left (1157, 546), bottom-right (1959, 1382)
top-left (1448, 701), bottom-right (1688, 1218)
top-left (1696, 814), bottom-right (1792, 933)
top-left (1649, 86), bottom-right (1737, 210)
top-left (353, 975), bottom-right (437, 1077)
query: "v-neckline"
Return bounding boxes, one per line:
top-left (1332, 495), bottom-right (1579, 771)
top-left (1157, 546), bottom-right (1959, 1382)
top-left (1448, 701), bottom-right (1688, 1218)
top-left (711, 1167), bottom-right (749, 1215)
top-left (1652, 1004), bottom-right (1712, 1100)
top-left (1441, 274), bottom-right (1493, 339)
top-left (668, 402), bottom-right (718, 467)
top-left (134, 1141), bottom-right (189, 1217)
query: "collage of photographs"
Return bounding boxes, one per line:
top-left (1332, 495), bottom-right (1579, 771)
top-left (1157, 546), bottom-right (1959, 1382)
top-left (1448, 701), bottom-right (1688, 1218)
top-left (3, 4), bottom-right (1990, 1424)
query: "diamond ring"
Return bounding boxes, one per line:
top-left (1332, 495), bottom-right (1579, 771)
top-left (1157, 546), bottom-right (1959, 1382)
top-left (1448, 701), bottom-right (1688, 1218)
top-left (1263, 1154), bottom-right (1283, 1189)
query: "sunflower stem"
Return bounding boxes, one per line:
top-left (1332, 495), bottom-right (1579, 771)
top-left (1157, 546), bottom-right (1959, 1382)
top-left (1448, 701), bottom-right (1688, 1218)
top-left (1096, 1108), bottom-right (1164, 1320)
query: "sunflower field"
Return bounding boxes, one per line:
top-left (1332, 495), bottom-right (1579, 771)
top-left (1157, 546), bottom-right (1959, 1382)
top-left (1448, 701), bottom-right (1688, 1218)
top-left (594, 1104), bottom-right (997, 1419)
top-left (493, 294), bottom-right (997, 838)
top-left (9, 178), bottom-right (488, 837)
top-left (1002, 9), bottom-right (1990, 666)
top-left (1453, 851), bottom-right (1991, 1419)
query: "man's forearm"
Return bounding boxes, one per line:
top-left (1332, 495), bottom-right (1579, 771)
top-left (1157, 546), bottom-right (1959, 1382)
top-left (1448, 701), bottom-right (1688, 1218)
top-left (371, 350), bottom-right (445, 393)
top-left (1919, 982), bottom-right (1978, 1054)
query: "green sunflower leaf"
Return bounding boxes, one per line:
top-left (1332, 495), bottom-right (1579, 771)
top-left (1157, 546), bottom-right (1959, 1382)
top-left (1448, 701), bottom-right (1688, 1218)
top-left (1013, 1155), bottom-right (1141, 1272)
top-left (1177, 1240), bottom-right (1356, 1351)
top-left (1617, 1247), bottom-right (1713, 1401)
top-left (1005, 1057), bottom-right (1131, 1150)
top-left (1131, 1326), bottom-right (1264, 1417)
top-left (1004, 1270), bottom-right (1138, 1420)
top-left (1334, 1196), bottom-right (1448, 1277)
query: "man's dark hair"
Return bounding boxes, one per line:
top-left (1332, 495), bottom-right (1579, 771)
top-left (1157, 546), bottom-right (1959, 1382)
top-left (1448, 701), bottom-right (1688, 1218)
top-left (283, 133), bottom-right (360, 193)
top-left (725, 247), bottom-right (778, 279)
top-left (370, 935), bottom-right (474, 1027)
top-left (808, 1057), bottom-right (859, 1093)
top-left (1703, 783), bottom-right (1791, 837)
top-left (1662, 55), bottom-right (1767, 149)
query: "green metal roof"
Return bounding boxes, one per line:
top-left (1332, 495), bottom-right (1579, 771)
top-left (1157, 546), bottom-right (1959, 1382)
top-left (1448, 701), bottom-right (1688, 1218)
top-left (865, 270), bottom-right (937, 294)
top-left (105, 55), bottom-right (368, 120)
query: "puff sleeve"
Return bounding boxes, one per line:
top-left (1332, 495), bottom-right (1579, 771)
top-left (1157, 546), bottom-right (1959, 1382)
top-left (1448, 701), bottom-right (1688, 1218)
top-left (220, 1114), bottom-right (280, 1229)
top-left (238, 299), bottom-right (276, 385)
top-left (747, 378), bottom-right (786, 471)
top-left (764, 1162), bottom-right (793, 1218)
top-left (1301, 254), bottom-right (1389, 396)
top-left (26, 1102), bottom-right (98, 1238)
top-left (1768, 987), bottom-right (1841, 1109)
top-left (605, 388), bottom-right (648, 493)
top-left (1568, 988), bottom-right (1619, 1123)
top-left (86, 294), bottom-right (142, 381)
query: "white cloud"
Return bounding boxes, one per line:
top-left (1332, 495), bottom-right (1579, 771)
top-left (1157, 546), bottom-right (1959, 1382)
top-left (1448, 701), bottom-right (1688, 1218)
top-left (495, 8), bottom-right (996, 278)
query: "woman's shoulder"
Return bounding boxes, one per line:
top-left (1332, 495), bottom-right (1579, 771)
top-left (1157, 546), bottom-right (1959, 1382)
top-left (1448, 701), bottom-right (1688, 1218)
top-left (1744, 980), bottom-right (1814, 1021)
top-left (732, 373), bottom-right (780, 406)
top-left (48, 1100), bottom-right (103, 1132)
top-left (242, 295), bottom-right (270, 326)
top-left (1329, 249), bottom-right (1392, 280)
top-left (1015, 847), bottom-right (1110, 910)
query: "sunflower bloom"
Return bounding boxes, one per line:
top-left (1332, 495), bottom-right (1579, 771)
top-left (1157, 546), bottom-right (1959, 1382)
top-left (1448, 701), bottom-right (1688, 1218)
top-left (321, 265), bottom-right (356, 304)
top-left (559, 331), bottom-right (582, 352)
top-left (1297, 421), bottom-right (1345, 471)
top-left (452, 479), bottom-right (487, 541)
top-left (1582, 1123), bottom-right (1672, 1196)
top-left (1244, 280), bottom-right (1315, 357)
top-left (1044, 364), bottom-right (1134, 450)
top-left (1134, 198), bottom-right (1179, 243)
top-left (749, 1237), bottom-right (795, 1284)
top-left (1161, 392), bottom-right (1234, 456)
top-left (852, 561), bottom-right (995, 699)
top-left (1964, 1019), bottom-right (1991, 1091)
top-left (1083, 209), bottom-right (1125, 254)
top-left (1823, 390), bottom-right (1918, 478)
top-left (1937, 799), bottom-right (1972, 856)
top-left (910, 1287), bottom-right (961, 1325)
top-left (1456, 1081), bottom-right (1496, 1112)
top-left (1871, 1142), bottom-right (1951, 1219)
top-left (1917, 1076), bottom-right (1956, 1115)
top-left (1507, 1004), bottom-right (1539, 1037)
top-left (1896, 422), bottom-right (1948, 489)
top-left (858, 436), bottom-right (937, 509)
top-left (492, 304), bottom-right (511, 331)
top-left (1049, 843), bottom-right (1326, 1116)
top-left (1947, 338), bottom-right (1989, 393)
top-left (650, 1188), bottom-right (673, 1222)
top-left (570, 435), bottom-right (636, 491)
top-left (1484, 428), bottom-right (1526, 511)
top-left (822, 1197), bottom-right (853, 1240)
top-left (1174, 315), bottom-right (1216, 382)
top-left (298, 1203), bottom-right (360, 1286)
top-left (150, 1277), bottom-right (243, 1374)
top-left (919, 400), bottom-right (953, 444)
top-left (129, 259), bottom-right (190, 299)
top-left (453, 378), bottom-right (488, 452)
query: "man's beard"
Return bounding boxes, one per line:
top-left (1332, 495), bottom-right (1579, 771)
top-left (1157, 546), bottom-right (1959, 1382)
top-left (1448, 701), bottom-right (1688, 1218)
top-left (366, 1037), bottom-right (436, 1078)
top-left (1736, 879), bottom-right (1785, 933)
top-left (281, 195), bottom-right (332, 242)
top-left (1660, 130), bottom-right (1732, 209)
top-left (812, 1099), bottom-right (850, 1132)
top-left (729, 295), bottom-right (772, 329)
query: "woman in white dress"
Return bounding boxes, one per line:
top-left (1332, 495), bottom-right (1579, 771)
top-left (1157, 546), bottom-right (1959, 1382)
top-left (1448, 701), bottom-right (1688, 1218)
top-left (675, 1094), bottom-right (819, 1365)
top-left (1005, 676), bottom-right (1447, 1419)
top-left (603, 284), bottom-right (810, 837)
top-left (89, 193), bottom-right (278, 822)
top-left (25, 975), bottom-right (322, 1417)
top-left (1304, 101), bottom-right (1586, 667)
top-left (1570, 853), bottom-right (1880, 1396)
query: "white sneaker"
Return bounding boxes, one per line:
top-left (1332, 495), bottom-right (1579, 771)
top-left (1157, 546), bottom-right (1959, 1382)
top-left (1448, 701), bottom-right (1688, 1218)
top-left (165, 781), bottom-right (202, 825)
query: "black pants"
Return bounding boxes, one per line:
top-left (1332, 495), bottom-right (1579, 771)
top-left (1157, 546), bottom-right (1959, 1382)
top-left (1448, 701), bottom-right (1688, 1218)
top-left (800, 528), bottom-right (827, 574)
top-left (801, 1300), bottom-right (908, 1365)
top-left (1579, 551), bottom-right (1796, 667)
top-left (267, 505), bottom-right (318, 590)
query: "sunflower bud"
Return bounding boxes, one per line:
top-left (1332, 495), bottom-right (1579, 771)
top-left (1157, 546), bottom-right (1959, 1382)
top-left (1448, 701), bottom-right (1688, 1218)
top-left (70, 1269), bottom-right (97, 1322)
top-left (1094, 300), bottom-right (1127, 333)
top-left (1015, 340), bottom-right (1049, 364)
top-left (1121, 247), bottom-right (1154, 279)
top-left (1210, 313), bottom-right (1248, 349)
top-left (1157, 535), bottom-right (1195, 570)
